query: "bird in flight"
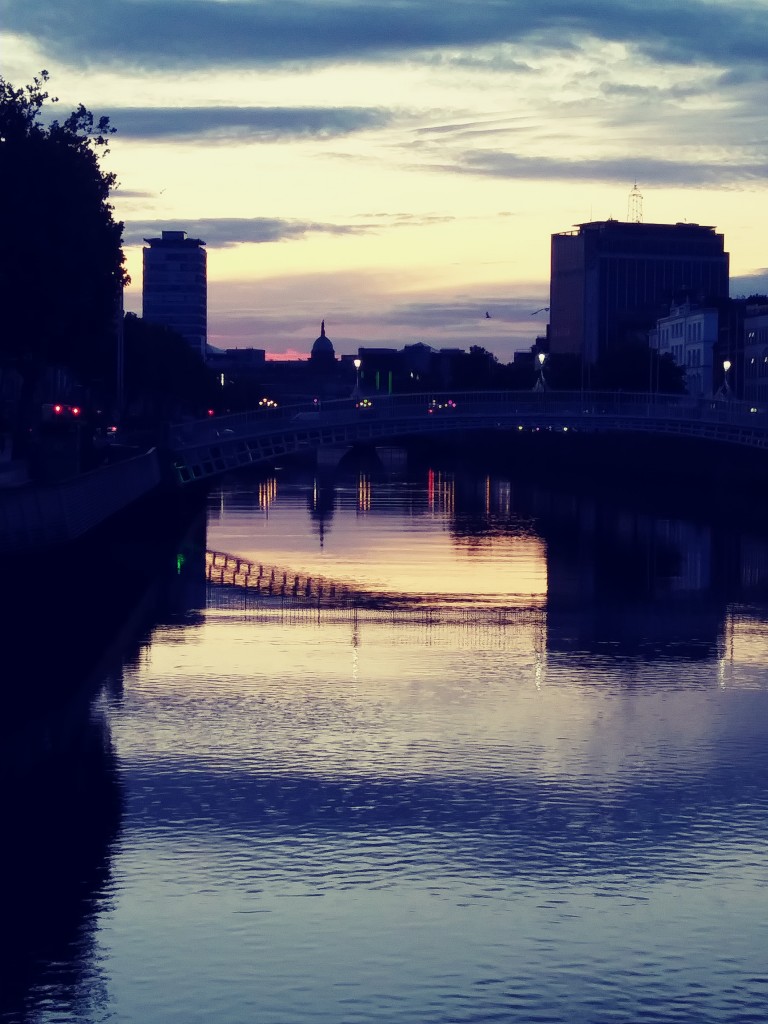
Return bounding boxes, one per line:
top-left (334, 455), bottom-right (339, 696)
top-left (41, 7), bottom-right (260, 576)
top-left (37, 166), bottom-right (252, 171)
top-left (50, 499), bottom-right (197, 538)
top-left (485, 311), bottom-right (491, 318)
top-left (530, 306), bottom-right (549, 315)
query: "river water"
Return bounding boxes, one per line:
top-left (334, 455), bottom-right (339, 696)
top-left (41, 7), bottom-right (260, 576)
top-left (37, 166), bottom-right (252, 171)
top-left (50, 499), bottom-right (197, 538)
top-left (3, 456), bottom-right (768, 1023)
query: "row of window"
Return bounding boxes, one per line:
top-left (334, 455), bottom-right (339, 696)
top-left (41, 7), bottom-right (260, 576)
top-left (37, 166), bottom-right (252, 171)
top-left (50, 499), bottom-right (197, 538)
top-left (598, 259), bottom-right (727, 312)
top-left (745, 353), bottom-right (768, 378)
top-left (659, 319), bottom-right (706, 343)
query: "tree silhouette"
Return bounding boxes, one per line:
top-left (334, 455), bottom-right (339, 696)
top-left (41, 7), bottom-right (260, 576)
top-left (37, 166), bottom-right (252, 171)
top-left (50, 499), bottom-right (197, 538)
top-left (0, 72), bottom-right (127, 442)
top-left (122, 314), bottom-right (214, 424)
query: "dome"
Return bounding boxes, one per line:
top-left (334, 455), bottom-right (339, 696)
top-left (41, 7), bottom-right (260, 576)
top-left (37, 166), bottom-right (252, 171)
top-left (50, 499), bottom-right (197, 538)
top-left (311, 320), bottom-right (336, 362)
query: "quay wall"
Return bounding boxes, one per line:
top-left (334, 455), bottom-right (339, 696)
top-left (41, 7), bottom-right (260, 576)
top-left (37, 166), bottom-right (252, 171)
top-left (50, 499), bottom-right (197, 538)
top-left (0, 449), bottom-right (164, 554)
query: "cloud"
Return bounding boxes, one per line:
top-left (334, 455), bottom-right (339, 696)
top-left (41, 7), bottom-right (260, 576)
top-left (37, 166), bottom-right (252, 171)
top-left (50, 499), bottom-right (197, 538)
top-left (375, 296), bottom-right (549, 331)
top-left (731, 270), bottom-right (768, 297)
top-left (122, 217), bottom-right (365, 247)
top-left (108, 105), bottom-right (391, 143)
top-left (112, 187), bottom-right (156, 199)
top-left (191, 272), bottom-right (548, 361)
top-left (7, 1), bottom-right (768, 73)
top-left (122, 212), bottom-right (458, 247)
top-left (445, 151), bottom-right (768, 187)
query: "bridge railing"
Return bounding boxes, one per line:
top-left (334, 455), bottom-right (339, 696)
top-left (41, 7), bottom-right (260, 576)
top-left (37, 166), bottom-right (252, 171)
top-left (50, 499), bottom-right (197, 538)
top-left (170, 390), bottom-right (767, 449)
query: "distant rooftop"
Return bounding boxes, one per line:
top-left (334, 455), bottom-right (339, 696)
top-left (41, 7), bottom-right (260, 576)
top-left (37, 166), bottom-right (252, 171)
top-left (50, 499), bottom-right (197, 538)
top-left (143, 229), bottom-right (206, 245)
top-left (559, 219), bottom-right (717, 237)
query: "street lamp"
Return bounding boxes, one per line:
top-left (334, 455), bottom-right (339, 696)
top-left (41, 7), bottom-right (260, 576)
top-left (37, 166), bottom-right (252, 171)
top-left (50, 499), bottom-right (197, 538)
top-left (353, 357), bottom-right (362, 398)
top-left (534, 351), bottom-right (547, 392)
top-left (722, 359), bottom-right (731, 396)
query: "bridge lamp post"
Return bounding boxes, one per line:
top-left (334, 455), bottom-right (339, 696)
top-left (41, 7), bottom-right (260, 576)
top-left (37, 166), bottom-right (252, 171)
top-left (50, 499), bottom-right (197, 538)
top-left (353, 358), bottom-right (362, 398)
top-left (534, 352), bottom-right (547, 392)
top-left (722, 359), bottom-right (732, 397)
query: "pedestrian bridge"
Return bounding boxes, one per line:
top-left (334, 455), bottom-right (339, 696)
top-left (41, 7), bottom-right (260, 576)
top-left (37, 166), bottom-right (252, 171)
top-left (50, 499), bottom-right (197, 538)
top-left (170, 390), bottom-right (768, 485)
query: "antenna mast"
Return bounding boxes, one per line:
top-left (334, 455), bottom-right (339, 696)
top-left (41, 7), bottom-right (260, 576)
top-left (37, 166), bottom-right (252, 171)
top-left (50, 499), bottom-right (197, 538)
top-left (627, 181), bottom-right (643, 223)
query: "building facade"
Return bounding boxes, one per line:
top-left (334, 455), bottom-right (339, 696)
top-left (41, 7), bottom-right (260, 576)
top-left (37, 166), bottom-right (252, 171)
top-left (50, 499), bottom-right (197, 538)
top-left (143, 230), bottom-right (207, 357)
top-left (549, 220), bottom-right (729, 364)
top-left (649, 301), bottom-right (719, 397)
top-left (310, 321), bottom-right (336, 369)
top-left (744, 303), bottom-right (768, 406)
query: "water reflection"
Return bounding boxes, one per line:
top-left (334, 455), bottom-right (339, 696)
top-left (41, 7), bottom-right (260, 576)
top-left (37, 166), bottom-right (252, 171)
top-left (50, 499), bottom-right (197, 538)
top-left (308, 475), bottom-right (336, 547)
top-left (4, 464), bottom-right (768, 1023)
top-left (206, 464), bottom-right (768, 661)
top-left (0, 498), bottom-right (207, 1024)
top-left (0, 696), bottom-right (121, 1024)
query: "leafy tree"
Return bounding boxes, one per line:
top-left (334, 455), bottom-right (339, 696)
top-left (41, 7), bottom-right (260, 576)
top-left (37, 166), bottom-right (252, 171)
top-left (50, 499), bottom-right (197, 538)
top-left (451, 346), bottom-right (501, 389)
top-left (594, 343), bottom-right (685, 393)
top-left (0, 71), bottom-right (127, 440)
top-left (122, 314), bottom-right (215, 424)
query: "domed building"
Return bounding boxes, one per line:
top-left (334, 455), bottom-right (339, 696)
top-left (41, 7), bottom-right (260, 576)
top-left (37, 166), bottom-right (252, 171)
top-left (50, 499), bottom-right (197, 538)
top-left (310, 321), bottom-right (336, 369)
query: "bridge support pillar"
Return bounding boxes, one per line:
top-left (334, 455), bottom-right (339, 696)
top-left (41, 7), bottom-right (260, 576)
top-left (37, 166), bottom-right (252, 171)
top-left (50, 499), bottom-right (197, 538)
top-left (317, 445), bottom-right (352, 469)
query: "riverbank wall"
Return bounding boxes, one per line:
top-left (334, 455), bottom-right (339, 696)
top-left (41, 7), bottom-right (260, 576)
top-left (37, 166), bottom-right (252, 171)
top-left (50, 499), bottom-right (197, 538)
top-left (0, 448), bottom-right (165, 555)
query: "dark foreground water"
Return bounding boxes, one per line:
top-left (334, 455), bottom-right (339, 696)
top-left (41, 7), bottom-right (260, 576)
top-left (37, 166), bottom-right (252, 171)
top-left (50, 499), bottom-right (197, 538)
top-left (3, 460), bottom-right (768, 1023)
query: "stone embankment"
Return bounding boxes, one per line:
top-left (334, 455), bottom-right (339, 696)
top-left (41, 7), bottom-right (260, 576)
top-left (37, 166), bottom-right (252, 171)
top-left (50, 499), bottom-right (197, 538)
top-left (0, 448), bottom-right (163, 554)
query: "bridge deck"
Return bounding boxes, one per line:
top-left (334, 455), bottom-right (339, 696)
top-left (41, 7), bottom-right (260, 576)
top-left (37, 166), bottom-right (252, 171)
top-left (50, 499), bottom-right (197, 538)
top-left (172, 391), bottom-right (768, 484)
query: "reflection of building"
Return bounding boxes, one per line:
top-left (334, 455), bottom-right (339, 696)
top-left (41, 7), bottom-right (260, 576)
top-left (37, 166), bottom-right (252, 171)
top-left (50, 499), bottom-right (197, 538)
top-left (544, 507), bottom-right (723, 661)
top-left (549, 220), bottom-right (729, 363)
top-left (143, 230), bottom-right (207, 357)
top-left (308, 476), bottom-right (336, 547)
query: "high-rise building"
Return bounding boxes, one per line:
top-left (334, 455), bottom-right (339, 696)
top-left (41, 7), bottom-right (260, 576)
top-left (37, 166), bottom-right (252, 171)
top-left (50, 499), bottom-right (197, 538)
top-left (142, 230), bottom-right (207, 357)
top-left (549, 220), bottom-right (729, 363)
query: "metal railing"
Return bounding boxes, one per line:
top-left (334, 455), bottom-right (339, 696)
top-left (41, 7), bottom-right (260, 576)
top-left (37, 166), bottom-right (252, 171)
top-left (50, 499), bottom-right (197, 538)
top-left (169, 391), bottom-right (768, 483)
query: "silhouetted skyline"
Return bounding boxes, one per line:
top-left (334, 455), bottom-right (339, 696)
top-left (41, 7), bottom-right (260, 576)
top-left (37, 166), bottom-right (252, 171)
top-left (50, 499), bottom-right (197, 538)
top-left (5, 1), bottom-right (767, 359)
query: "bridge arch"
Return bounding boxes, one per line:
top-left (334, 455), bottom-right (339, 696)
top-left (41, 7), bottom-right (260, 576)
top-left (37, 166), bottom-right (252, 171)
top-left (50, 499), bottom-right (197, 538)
top-left (169, 390), bottom-right (768, 485)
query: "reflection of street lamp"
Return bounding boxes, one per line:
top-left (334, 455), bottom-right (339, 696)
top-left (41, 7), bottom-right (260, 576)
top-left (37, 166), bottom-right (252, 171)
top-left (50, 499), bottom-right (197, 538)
top-left (534, 351), bottom-right (547, 392)
top-left (353, 357), bottom-right (362, 397)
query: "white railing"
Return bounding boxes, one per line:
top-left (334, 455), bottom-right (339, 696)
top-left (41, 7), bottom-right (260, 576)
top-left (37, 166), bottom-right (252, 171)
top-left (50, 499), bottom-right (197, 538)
top-left (170, 391), bottom-right (768, 452)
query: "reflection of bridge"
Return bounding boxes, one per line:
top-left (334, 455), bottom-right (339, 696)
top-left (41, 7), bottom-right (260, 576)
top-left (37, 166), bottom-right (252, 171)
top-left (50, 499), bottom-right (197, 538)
top-left (172, 391), bottom-right (768, 484)
top-left (206, 549), bottom-right (544, 625)
top-left (207, 548), bottom-right (394, 608)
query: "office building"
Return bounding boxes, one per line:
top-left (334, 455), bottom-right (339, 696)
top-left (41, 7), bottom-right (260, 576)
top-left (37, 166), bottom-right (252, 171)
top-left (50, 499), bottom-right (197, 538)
top-left (143, 230), bottom-right (207, 357)
top-left (549, 220), bottom-right (729, 363)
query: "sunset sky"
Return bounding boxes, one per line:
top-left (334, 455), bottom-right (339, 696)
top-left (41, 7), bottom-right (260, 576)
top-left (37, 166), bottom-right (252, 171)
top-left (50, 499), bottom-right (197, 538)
top-left (5, 1), bottom-right (768, 360)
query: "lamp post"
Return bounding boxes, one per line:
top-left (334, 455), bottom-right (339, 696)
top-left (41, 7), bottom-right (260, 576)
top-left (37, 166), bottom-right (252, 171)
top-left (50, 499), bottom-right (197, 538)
top-left (722, 359), bottom-right (731, 397)
top-left (353, 357), bottom-right (362, 398)
top-left (534, 352), bottom-right (547, 392)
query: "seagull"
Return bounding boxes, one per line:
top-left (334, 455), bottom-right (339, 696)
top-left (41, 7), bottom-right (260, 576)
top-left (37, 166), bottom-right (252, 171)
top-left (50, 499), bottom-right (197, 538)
top-left (530, 306), bottom-right (550, 315)
top-left (485, 311), bottom-right (491, 318)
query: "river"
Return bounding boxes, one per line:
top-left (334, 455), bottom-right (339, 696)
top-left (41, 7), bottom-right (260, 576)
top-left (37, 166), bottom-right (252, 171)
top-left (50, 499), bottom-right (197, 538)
top-left (2, 454), bottom-right (768, 1023)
